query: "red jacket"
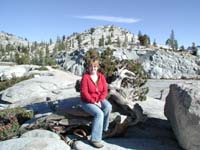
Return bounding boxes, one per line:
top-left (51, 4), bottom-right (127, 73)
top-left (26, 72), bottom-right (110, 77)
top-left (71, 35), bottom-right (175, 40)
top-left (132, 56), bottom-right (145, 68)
top-left (80, 72), bottom-right (108, 103)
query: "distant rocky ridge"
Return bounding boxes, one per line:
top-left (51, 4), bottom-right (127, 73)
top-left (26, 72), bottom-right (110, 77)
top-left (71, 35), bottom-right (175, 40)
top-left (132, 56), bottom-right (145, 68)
top-left (1, 25), bottom-right (200, 79)
top-left (0, 31), bottom-right (30, 48)
top-left (0, 25), bottom-right (138, 50)
top-left (65, 25), bottom-right (138, 50)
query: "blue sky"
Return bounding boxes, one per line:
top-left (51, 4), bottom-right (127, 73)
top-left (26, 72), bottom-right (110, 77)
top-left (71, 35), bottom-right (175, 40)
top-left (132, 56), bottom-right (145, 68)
top-left (1, 0), bottom-right (200, 47)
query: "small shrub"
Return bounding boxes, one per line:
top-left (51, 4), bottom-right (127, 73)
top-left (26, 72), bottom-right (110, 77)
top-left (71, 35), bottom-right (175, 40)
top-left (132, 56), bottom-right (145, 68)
top-left (35, 66), bottom-right (48, 71)
top-left (0, 107), bottom-right (34, 140)
top-left (0, 115), bottom-right (19, 140)
top-left (118, 59), bottom-right (148, 86)
top-left (51, 65), bottom-right (63, 70)
top-left (0, 75), bottom-right (34, 91)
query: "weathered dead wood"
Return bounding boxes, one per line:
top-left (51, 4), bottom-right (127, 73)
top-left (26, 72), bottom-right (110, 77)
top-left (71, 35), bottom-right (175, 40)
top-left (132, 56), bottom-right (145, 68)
top-left (108, 67), bottom-right (147, 124)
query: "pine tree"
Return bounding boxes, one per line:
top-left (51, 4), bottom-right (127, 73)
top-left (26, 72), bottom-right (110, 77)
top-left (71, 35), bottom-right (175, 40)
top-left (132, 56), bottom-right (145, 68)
top-left (45, 44), bottom-right (50, 64)
top-left (117, 36), bottom-right (121, 47)
top-left (64, 40), bottom-right (70, 50)
top-left (191, 42), bottom-right (197, 55)
top-left (6, 44), bottom-right (14, 52)
top-left (14, 52), bottom-right (20, 64)
top-left (170, 30), bottom-right (175, 50)
top-left (110, 32), bottom-right (113, 37)
top-left (179, 45), bottom-right (185, 51)
top-left (99, 47), bottom-right (116, 82)
top-left (99, 35), bottom-right (105, 47)
top-left (153, 39), bottom-right (157, 47)
top-left (91, 37), bottom-right (94, 47)
top-left (166, 30), bottom-right (178, 51)
top-left (107, 35), bottom-right (112, 45)
top-left (49, 38), bottom-right (53, 45)
top-left (33, 41), bottom-right (38, 50)
top-left (90, 28), bottom-right (95, 34)
top-left (138, 34), bottom-right (150, 47)
top-left (38, 49), bottom-right (44, 66)
top-left (0, 44), bottom-right (5, 57)
top-left (138, 31), bottom-right (142, 38)
top-left (76, 35), bottom-right (82, 49)
top-left (122, 34), bottom-right (128, 48)
top-left (62, 35), bottom-right (66, 42)
top-left (22, 53), bottom-right (30, 64)
top-left (71, 39), bottom-right (75, 48)
top-left (109, 26), bottom-right (114, 32)
top-left (31, 52), bottom-right (39, 65)
top-left (55, 36), bottom-right (64, 51)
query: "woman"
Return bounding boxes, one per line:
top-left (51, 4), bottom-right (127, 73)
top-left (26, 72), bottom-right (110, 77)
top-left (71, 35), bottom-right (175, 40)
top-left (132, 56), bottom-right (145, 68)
top-left (80, 57), bottom-right (112, 148)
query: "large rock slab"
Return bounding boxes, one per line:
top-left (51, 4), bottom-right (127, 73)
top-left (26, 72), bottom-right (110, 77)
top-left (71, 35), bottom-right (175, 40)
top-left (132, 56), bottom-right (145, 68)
top-left (72, 138), bottom-right (182, 150)
top-left (0, 129), bottom-right (70, 150)
top-left (0, 138), bottom-right (70, 150)
top-left (21, 129), bottom-right (61, 139)
top-left (164, 82), bottom-right (200, 150)
top-left (0, 69), bottom-right (80, 108)
top-left (0, 65), bottom-right (27, 81)
top-left (0, 65), bottom-right (40, 81)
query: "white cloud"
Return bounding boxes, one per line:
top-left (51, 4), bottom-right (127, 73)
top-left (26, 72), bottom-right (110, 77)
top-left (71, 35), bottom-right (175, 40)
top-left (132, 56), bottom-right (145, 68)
top-left (76, 15), bottom-right (140, 23)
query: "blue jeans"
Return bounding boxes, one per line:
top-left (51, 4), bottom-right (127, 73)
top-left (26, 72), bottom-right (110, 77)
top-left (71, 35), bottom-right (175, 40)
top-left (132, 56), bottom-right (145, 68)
top-left (81, 100), bottom-right (112, 142)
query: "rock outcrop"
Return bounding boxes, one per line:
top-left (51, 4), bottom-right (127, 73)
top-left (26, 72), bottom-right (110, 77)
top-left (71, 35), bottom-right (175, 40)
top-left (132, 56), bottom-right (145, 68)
top-left (59, 48), bottom-right (200, 79)
top-left (0, 65), bottom-right (31, 81)
top-left (0, 32), bottom-right (30, 47)
top-left (142, 50), bottom-right (200, 79)
top-left (164, 82), bottom-right (200, 150)
top-left (0, 129), bottom-right (70, 150)
top-left (0, 67), bottom-right (80, 110)
top-left (65, 25), bottom-right (138, 51)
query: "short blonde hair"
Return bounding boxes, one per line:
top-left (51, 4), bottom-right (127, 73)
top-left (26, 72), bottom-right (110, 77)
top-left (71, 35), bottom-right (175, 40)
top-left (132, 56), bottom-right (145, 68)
top-left (88, 57), bottom-right (99, 67)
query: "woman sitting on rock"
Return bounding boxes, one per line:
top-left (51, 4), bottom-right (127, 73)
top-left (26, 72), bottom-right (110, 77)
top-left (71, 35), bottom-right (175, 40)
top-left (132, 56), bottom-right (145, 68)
top-left (80, 56), bottom-right (112, 148)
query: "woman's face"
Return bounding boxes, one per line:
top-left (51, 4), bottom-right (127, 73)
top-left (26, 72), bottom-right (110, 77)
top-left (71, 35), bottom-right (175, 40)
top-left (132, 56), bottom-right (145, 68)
top-left (89, 62), bottom-right (99, 74)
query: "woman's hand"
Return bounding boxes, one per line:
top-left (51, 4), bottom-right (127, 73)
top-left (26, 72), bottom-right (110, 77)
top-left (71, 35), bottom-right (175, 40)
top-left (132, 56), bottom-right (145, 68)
top-left (95, 101), bottom-right (102, 108)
